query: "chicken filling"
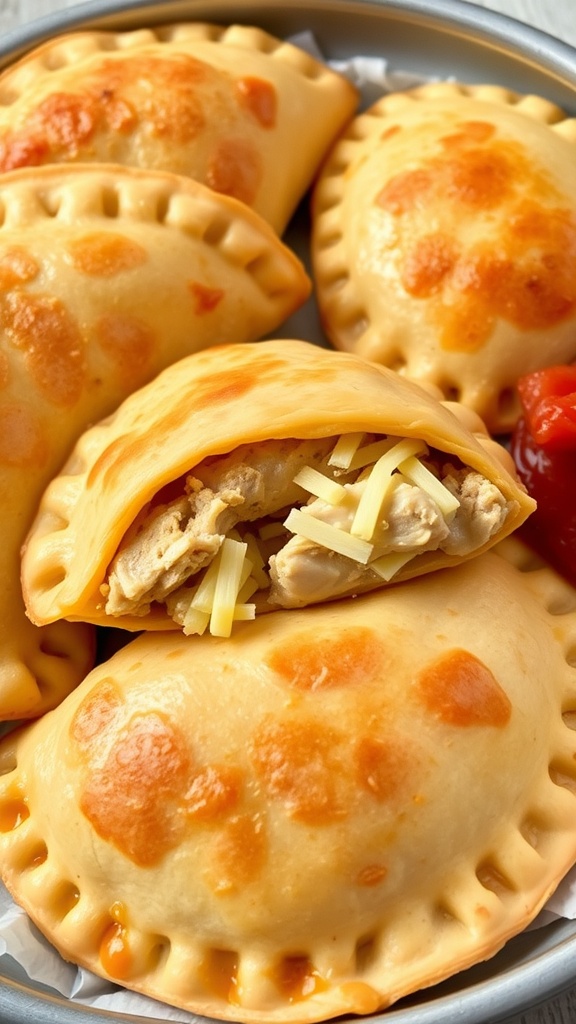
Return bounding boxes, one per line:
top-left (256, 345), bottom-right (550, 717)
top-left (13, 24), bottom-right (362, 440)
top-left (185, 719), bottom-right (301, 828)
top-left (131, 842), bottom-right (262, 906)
top-left (100, 432), bottom-right (517, 635)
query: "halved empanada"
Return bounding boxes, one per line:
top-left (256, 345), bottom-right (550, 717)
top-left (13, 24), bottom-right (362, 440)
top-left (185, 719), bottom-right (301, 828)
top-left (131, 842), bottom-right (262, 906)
top-left (3, 549), bottom-right (576, 1021)
top-left (312, 82), bottom-right (576, 432)
top-left (0, 164), bottom-right (309, 718)
top-left (0, 22), bottom-right (359, 234)
top-left (22, 339), bottom-right (534, 637)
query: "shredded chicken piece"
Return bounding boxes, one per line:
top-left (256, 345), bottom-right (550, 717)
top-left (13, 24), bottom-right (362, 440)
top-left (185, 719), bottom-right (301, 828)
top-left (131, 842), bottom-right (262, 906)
top-left (104, 432), bottom-right (516, 621)
top-left (268, 469), bottom-right (514, 608)
top-left (441, 468), bottom-right (515, 555)
top-left (104, 438), bottom-right (335, 616)
top-left (269, 478), bottom-right (449, 608)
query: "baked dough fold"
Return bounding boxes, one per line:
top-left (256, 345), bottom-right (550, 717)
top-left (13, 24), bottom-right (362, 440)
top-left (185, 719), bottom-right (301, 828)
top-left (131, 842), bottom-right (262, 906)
top-left (0, 164), bottom-right (309, 717)
top-left (3, 547), bottom-right (576, 1020)
top-left (0, 22), bottom-right (359, 234)
top-left (21, 339), bottom-right (535, 635)
top-left (312, 82), bottom-right (576, 432)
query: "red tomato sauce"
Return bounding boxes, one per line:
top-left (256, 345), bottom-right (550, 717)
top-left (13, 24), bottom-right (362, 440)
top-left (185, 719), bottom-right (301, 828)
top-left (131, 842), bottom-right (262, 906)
top-left (511, 366), bottom-right (576, 587)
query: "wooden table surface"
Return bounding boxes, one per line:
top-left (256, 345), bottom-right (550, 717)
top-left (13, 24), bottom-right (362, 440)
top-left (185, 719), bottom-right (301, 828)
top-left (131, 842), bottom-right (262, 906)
top-left (0, 0), bottom-right (575, 1023)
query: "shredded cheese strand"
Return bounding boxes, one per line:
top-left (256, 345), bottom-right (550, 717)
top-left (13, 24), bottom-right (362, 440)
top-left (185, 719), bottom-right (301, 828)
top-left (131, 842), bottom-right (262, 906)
top-left (284, 507), bottom-right (374, 563)
top-left (351, 438), bottom-right (428, 541)
top-left (293, 465), bottom-right (347, 505)
top-left (347, 436), bottom-right (401, 472)
top-left (328, 432), bottom-right (365, 469)
top-left (398, 455), bottom-right (460, 517)
top-left (209, 538), bottom-right (249, 638)
top-left (370, 550), bottom-right (416, 581)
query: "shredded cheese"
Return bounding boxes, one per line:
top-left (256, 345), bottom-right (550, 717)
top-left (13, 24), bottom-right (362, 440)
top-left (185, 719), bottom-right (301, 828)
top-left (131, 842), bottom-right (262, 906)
top-left (243, 532), bottom-right (270, 589)
top-left (370, 550), bottom-right (416, 581)
top-left (284, 507), bottom-right (374, 563)
top-left (209, 538), bottom-right (250, 638)
top-left (258, 521), bottom-right (288, 541)
top-left (181, 539), bottom-right (256, 637)
top-left (398, 455), bottom-right (460, 517)
top-left (293, 465), bottom-right (347, 505)
top-left (351, 438), bottom-right (428, 541)
top-left (327, 432), bottom-right (365, 469)
top-left (347, 436), bottom-right (400, 472)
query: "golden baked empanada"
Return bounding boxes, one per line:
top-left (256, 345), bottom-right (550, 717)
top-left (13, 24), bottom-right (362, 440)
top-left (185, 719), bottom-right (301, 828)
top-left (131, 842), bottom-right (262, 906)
top-left (0, 22), bottom-right (359, 234)
top-left (3, 549), bottom-right (576, 1021)
top-left (22, 339), bottom-right (534, 637)
top-left (0, 164), bottom-right (309, 718)
top-left (312, 82), bottom-right (576, 432)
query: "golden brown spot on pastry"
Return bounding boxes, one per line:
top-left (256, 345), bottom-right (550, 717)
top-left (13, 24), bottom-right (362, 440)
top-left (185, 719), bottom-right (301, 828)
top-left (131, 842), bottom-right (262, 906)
top-left (80, 711), bottom-right (191, 866)
top-left (440, 119), bottom-right (495, 147)
top-left (235, 76), bottom-right (277, 128)
top-left (0, 93), bottom-right (95, 171)
top-left (355, 735), bottom-right (411, 801)
top-left (86, 360), bottom-right (284, 490)
top-left (211, 814), bottom-right (267, 894)
top-left (198, 948), bottom-right (239, 1004)
top-left (95, 54), bottom-right (209, 144)
top-left (70, 678), bottom-right (123, 750)
top-left (357, 863), bottom-right (388, 886)
top-left (0, 403), bottom-right (47, 467)
top-left (184, 764), bottom-right (242, 822)
top-left (1, 292), bottom-right (86, 406)
top-left (417, 649), bottom-right (512, 727)
top-left (94, 312), bottom-right (155, 386)
top-left (267, 627), bottom-right (381, 691)
top-left (0, 793), bottom-right (29, 832)
top-left (0, 129), bottom-right (51, 172)
top-left (249, 718), bottom-right (343, 823)
top-left (380, 125), bottom-right (401, 142)
top-left (206, 137), bottom-right (263, 206)
top-left (376, 167), bottom-right (435, 216)
top-left (30, 92), bottom-right (98, 155)
top-left (0, 247), bottom-right (40, 289)
top-left (274, 956), bottom-right (327, 1001)
top-left (66, 233), bottom-right (147, 277)
top-left (375, 124), bottom-right (576, 349)
top-left (100, 903), bottom-right (133, 980)
top-left (402, 233), bottom-right (456, 297)
top-left (188, 281), bottom-right (225, 315)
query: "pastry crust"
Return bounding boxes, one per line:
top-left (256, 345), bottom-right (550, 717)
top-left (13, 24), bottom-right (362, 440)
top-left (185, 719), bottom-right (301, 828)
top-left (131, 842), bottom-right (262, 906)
top-left (0, 22), bottom-right (359, 234)
top-left (2, 550), bottom-right (576, 1021)
top-left (21, 338), bottom-right (534, 633)
top-left (312, 82), bottom-right (576, 432)
top-left (0, 164), bottom-right (309, 718)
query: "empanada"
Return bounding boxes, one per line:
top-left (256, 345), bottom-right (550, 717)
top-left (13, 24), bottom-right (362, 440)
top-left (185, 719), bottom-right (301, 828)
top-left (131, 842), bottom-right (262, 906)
top-left (0, 22), bottom-right (359, 234)
top-left (312, 82), bottom-right (576, 432)
top-left (0, 164), bottom-right (309, 718)
top-left (22, 339), bottom-right (534, 637)
top-left (3, 548), bottom-right (576, 1021)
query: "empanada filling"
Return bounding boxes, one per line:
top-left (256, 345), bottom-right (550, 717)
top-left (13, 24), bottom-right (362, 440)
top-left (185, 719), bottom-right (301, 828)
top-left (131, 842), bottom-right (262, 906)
top-left (100, 433), bottom-right (515, 635)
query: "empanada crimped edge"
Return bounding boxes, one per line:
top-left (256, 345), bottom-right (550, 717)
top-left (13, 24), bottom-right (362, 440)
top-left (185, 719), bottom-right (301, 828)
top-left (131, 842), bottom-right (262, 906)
top-left (3, 549), bottom-right (576, 1021)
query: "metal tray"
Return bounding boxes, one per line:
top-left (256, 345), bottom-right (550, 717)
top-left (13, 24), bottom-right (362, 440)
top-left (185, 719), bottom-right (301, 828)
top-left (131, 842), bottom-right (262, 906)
top-left (0, 1), bottom-right (576, 1022)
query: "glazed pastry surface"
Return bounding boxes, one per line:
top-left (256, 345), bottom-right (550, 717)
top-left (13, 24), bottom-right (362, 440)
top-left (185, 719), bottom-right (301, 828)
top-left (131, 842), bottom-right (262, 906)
top-left (312, 82), bottom-right (576, 432)
top-left (0, 22), bottom-right (359, 233)
top-left (0, 165), bottom-right (309, 718)
top-left (3, 548), bottom-right (576, 1020)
